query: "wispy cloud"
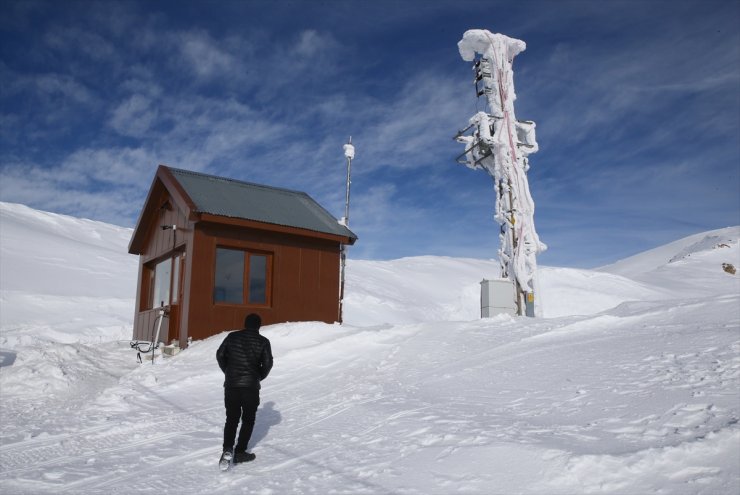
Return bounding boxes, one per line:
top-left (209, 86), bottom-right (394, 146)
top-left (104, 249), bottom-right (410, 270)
top-left (177, 29), bottom-right (236, 80)
top-left (108, 94), bottom-right (159, 138)
top-left (43, 26), bottom-right (116, 61)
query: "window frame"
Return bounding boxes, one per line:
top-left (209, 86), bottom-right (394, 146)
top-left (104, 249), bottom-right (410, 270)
top-left (142, 252), bottom-right (183, 310)
top-left (213, 246), bottom-right (273, 308)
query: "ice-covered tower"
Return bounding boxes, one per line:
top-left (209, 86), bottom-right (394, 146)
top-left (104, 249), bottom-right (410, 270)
top-left (454, 29), bottom-right (546, 316)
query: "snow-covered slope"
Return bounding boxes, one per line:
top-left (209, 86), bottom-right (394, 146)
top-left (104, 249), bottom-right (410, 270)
top-left (1, 202), bottom-right (738, 495)
top-left (344, 258), bottom-right (671, 322)
top-left (0, 202), bottom-right (137, 346)
top-left (599, 226), bottom-right (740, 294)
top-left (0, 202), bottom-right (135, 298)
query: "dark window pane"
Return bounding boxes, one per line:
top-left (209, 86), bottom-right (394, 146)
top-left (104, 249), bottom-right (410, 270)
top-left (214, 248), bottom-right (244, 303)
top-left (248, 255), bottom-right (267, 304)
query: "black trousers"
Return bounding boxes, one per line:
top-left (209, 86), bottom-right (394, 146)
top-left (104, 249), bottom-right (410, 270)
top-left (223, 387), bottom-right (260, 452)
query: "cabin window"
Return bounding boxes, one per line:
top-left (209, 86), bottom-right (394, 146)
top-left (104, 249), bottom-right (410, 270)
top-left (214, 248), bottom-right (244, 303)
top-left (214, 247), bottom-right (272, 306)
top-left (171, 254), bottom-right (181, 304)
top-left (152, 257), bottom-right (172, 308)
top-left (144, 254), bottom-right (181, 309)
top-left (248, 254), bottom-right (267, 304)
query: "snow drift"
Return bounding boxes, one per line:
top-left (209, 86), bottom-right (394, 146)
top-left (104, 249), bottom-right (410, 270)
top-left (0, 202), bottom-right (738, 494)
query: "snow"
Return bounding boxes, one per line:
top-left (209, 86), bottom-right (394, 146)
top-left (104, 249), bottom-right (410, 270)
top-left (1, 201), bottom-right (739, 494)
top-left (458, 30), bottom-right (526, 63)
top-left (598, 228), bottom-right (739, 277)
top-left (343, 142), bottom-right (355, 160)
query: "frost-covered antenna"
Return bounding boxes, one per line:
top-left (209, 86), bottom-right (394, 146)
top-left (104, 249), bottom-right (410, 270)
top-left (339, 137), bottom-right (355, 323)
top-left (454, 29), bottom-right (547, 317)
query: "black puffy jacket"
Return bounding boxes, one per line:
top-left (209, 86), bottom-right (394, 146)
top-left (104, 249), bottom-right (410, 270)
top-left (216, 329), bottom-right (273, 389)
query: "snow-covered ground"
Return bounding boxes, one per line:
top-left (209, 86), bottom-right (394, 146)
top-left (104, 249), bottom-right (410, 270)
top-left (1, 201), bottom-right (738, 494)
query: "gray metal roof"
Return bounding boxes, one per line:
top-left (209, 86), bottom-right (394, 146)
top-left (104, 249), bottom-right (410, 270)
top-left (168, 167), bottom-right (357, 242)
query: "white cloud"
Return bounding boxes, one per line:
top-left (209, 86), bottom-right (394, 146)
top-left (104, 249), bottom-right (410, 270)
top-left (346, 72), bottom-right (470, 173)
top-left (0, 158), bottom-right (152, 226)
top-left (109, 94), bottom-right (159, 138)
top-left (295, 29), bottom-right (336, 57)
top-left (33, 73), bottom-right (96, 105)
top-left (43, 26), bottom-right (116, 61)
top-left (61, 146), bottom-right (159, 187)
top-left (178, 30), bottom-right (236, 79)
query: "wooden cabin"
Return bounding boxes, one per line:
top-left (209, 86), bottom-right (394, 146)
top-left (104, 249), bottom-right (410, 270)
top-left (128, 165), bottom-right (357, 347)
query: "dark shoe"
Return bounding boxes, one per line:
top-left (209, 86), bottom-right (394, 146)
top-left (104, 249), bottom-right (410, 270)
top-left (234, 451), bottom-right (256, 464)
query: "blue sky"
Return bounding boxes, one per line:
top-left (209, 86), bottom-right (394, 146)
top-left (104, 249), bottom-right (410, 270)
top-left (1, 0), bottom-right (738, 267)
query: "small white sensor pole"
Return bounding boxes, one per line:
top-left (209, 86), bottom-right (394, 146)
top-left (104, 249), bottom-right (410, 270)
top-left (339, 137), bottom-right (355, 323)
top-left (342, 136), bottom-right (355, 226)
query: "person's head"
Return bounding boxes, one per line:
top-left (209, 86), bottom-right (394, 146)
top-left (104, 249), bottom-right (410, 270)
top-left (244, 313), bottom-right (262, 331)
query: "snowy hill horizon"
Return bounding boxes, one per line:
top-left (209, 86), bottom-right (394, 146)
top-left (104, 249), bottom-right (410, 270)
top-left (1, 201), bottom-right (738, 494)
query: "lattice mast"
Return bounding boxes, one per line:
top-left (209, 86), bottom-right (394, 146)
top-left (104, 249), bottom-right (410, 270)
top-left (454, 30), bottom-right (546, 316)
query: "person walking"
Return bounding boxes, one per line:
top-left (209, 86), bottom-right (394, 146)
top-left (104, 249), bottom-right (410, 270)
top-left (216, 313), bottom-right (273, 467)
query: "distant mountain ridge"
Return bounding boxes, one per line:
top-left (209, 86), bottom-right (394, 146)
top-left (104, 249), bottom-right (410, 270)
top-left (599, 226), bottom-right (739, 279)
top-left (1, 201), bottom-right (738, 334)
